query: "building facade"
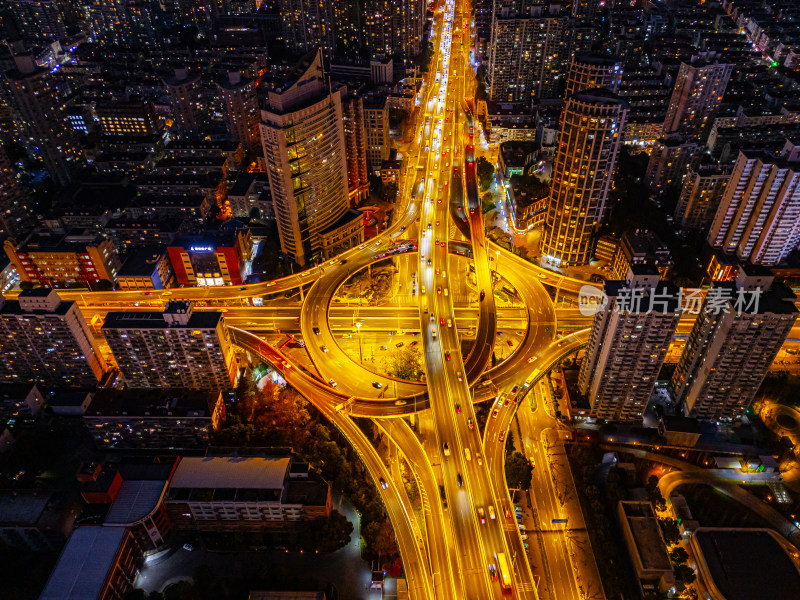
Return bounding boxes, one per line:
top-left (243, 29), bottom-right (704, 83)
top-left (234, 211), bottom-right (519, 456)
top-left (674, 164), bottom-right (731, 231)
top-left (671, 268), bottom-right (798, 421)
top-left (662, 61), bottom-right (733, 140)
top-left (579, 268), bottom-right (680, 422)
top-left (707, 146), bottom-right (800, 267)
top-left (217, 71), bottom-right (261, 153)
top-left (645, 134), bottom-right (700, 195)
top-left (260, 50), bottom-right (351, 265)
top-left (0, 289), bottom-right (105, 387)
top-left (564, 52), bottom-right (623, 100)
top-left (103, 301), bottom-right (236, 392)
top-left (541, 90), bottom-right (629, 267)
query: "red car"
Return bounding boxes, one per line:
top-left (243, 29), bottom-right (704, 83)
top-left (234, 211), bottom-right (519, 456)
top-left (499, 430), bottom-right (505, 442)
top-left (445, 351), bottom-right (451, 360)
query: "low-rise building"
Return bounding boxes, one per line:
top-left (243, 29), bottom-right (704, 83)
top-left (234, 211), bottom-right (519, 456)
top-left (690, 528), bottom-right (800, 600)
top-left (0, 383), bottom-right (44, 452)
top-left (166, 230), bottom-right (250, 287)
top-left (116, 246), bottom-right (174, 290)
top-left (83, 388), bottom-right (226, 449)
top-left (0, 490), bottom-right (73, 551)
top-left (617, 501), bottom-right (675, 593)
top-left (165, 456), bottom-right (331, 531)
top-left (611, 229), bottom-right (673, 280)
top-left (39, 526), bottom-right (142, 600)
top-left (5, 232), bottom-right (121, 288)
top-left (657, 414), bottom-right (702, 447)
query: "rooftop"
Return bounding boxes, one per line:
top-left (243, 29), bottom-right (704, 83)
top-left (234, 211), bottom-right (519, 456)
top-left (0, 490), bottom-right (53, 525)
top-left (86, 388), bottom-right (218, 418)
top-left (169, 456), bottom-right (290, 490)
top-left (694, 528), bottom-right (800, 600)
top-left (620, 501), bottom-right (672, 571)
top-left (39, 527), bottom-right (128, 600)
top-left (104, 480), bottom-right (167, 525)
top-left (102, 309), bottom-right (222, 331)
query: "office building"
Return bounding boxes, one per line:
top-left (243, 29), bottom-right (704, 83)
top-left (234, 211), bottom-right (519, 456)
top-left (671, 267), bottom-right (798, 421)
top-left (579, 267), bottom-right (681, 422)
top-left (2, 53), bottom-right (84, 187)
top-left (0, 289), bottom-right (106, 387)
top-left (260, 49), bottom-right (357, 265)
top-left (707, 145), bottom-right (800, 266)
top-left (564, 52), bottom-right (622, 100)
top-left (487, 4), bottom-right (569, 103)
top-left (645, 134), bottom-right (701, 195)
top-left (165, 456), bottom-right (331, 530)
top-left (541, 89), bottom-right (629, 267)
top-left (164, 68), bottom-right (206, 136)
top-left (217, 71), bottom-right (261, 152)
top-left (662, 60), bottom-right (733, 139)
top-left (674, 164), bottom-right (731, 231)
top-left (4, 232), bottom-right (121, 288)
top-left (103, 300), bottom-right (236, 391)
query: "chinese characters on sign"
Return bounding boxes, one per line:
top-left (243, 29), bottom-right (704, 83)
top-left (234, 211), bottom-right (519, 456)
top-left (579, 284), bottom-right (762, 317)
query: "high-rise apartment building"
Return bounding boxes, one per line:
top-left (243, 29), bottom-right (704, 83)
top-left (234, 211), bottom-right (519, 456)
top-left (164, 68), bottom-right (205, 136)
top-left (341, 95), bottom-right (369, 205)
top-left (645, 134), bottom-right (700, 195)
top-left (0, 289), bottom-right (105, 387)
top-left (671, 267), bottom-right (797, 421)
top-left (674, 164), bottom-right (731, 230)
top-left (541, 89), bottom-right (629, 267)
top-left (216, 72), bottom-right (260, 152)
top-left (6, 0), bottom-right (67, 42)
top-left (103, 301), bottom-right (236, 391)
top-left (579, 267), bottom-right (681, 422)
top-left (662, 60), bottom-right (733, 139)
top-left (707, 144), bottom-right (800, 266)
top-left (279, 0), bottom-right (336, 54)
top-left (2, 53), bottom-right (84, 187)
top-left (564, 52), bottom-right (622, 100)
top-left (363, 95), bottom-right (390, 170)
top-left (259, 49), bottom-right (353, 265)
top-left (487, 4), bottom-right (569, 103)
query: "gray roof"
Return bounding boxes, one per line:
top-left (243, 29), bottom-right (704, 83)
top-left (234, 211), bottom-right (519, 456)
top-left (170, 456), bottom-right (289, 490)
top-left (39, 527), bottom-right (128, 600)
top-left (104, 480), bottom-right (167, 525)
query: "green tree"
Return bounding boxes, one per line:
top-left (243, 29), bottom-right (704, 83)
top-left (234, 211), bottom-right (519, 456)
top-left (388, 346), bottom-right (424, 380)
top-left (674, 564), bottom-right (696, 585)
top-left (316, 510), bottom-right (354, 551)
top-left (476, 157), bottom-right (495, 191)
top-left (669, 546), bottom-right (689, 565)
top-left (659, 517), bottom-right (681, 546)
top-left (505, 451), bottom-right (533, 490)
top-left (646, 475), bottom-right (667, 512)
top-left (363, 519), bottom-right (399, 559)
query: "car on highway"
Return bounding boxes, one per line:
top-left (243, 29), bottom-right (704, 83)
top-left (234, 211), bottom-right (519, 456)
top-left (379, 477), bottom-right (389, 489)
top-left (492, 408), bottom-right (499, 418)
top-left (431, 326), bottom-right (437, 339)
top-left (499, 430), bottom-right (505, 441)
top-left (427, 259), bottom-right (432, 265)
top-left (465, 448), bottom-right (471, 461)
top-left (479, 290), bottom-right (485, 301)
top-left (359, 243), bottom-right (367, 249)
top-left (409, 340), bottom-right (418, 347)
top-left (447, 318), bottom-right (452, 327)
top-left (266, 281), bottom-right (275, 286)
top-left (488, 506), bottom-right (496, 520)
top-left (395, 341), bottom-right (404, 348)
top-left (506, 339), bottom-right (513, 347)
top-left (467, 417), bottom-right (474, 429)
top-left (239, 286), bottom-right (247, 291)
top-left (183, 544), bottom-right (194, 551)
top-left (456, 371), bottom-right (463, 381)
top-left (329, 379), bottom-right (337, 388)
top-left (440, 316), bottom-right (445, 325)
top-left (320, 345), bottom-right (328, 353)
top-left (521, 534), bottom-right (528, 541)
top-left (527, 355), bottom-right (538, 363)
top-left (457, 473), bottom-right (464, 486)
top-left (445, 351), bottom-right (451, 360)
top-left (312, 327), bottom-right (320, 335)
top-left (455, 401), bottom-right (461, 413)
top-left (443, 442), bottom-right (450, 456)
top-left (437, 287), bottom-right (442, 295)
top-left (375, 240), bottom-right (382, 246)
top-left (427, 222), bottom-right (432, 229)
top-left (372, 382), bottom-right (383, 389)
top-left (478, 507), bottom-right (486, 524)
top-left (379, 345), bottom-right (388, 351)
top-left (340, 259), bottom-right (348, 265)
top-left (444, 288), bottom-right (449, 296)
